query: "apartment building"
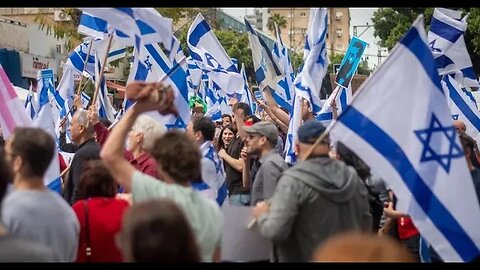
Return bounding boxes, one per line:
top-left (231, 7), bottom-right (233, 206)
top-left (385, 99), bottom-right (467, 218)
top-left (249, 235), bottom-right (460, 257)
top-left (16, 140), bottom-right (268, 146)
top-left (266, 8), bottom-right (350, 56)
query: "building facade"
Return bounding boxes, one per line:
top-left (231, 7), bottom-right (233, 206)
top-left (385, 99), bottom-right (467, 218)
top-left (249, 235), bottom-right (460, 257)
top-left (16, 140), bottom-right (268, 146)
top-left (266, 8), bottom-right (350, 56)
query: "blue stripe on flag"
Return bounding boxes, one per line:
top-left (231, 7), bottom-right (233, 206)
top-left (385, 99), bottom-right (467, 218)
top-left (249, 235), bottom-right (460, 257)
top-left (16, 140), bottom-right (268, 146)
top-left (145, 44), bottom-right (170, 73)
top-left (216, 181), bottom-right (228, 206)
top-left (108, 48), bottom-right (126, 58)
top-left (80, 13), bottom-right (108, 32)
top-left (461, 67), bottom-right (477, 80)
top-left (401, 27), bottom-right (443, 93)
top-left (445, 77), bottom-right (480, 132)
top-left (47, 178), bottom-right (62, 194)
top-left (192, 182), bottom-right (210, 191)
top-left (436, 55), bottom-right (455, 70)
top-left (255, 67), bottom-right (266, 83)
top-left (136, 20), bottom-right (156, 35)
top-left (339, 106), bottom-right (480, 261)
top-left (189, 20), bottom-right (211, 47)
top-left (429, 16), bottom-right (463, 43)
top-left (340, 87), bottom-right (347, 110)
top-left (315, 112), bottom-right (333, 121)
top-left (272, 91), bottom-right (292, 112)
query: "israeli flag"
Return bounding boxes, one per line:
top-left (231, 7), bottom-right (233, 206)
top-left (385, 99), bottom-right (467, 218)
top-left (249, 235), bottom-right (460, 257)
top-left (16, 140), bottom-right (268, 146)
top-left (186, 57), bottom-right (203, 96)
top-left (54, 67), bottom-right (76, 144)
top-left (294, 8), bottom-right (329, 107)
top-left (244, 18), bottom-right (283, 92)
top-left (128, 42), bottom-right (190, 130)
top-left (240, 63), bottom-right (255, 113)
top-left (427, 8), bottom-right (479, 88)
top-left (187, 13), bottom-right (244, 95)
top-left (272, 23), bottom-right (295, 111)
top-left (80, 91), bottom-right (91, 109)
top-left (316, 84), bottom-right (353, 125)
top-left (442, 75), bottom-right (480, 145)
top-left (64, 40), bottom-right (96, 76)
top-left (91, 38), bottom-right (117, 123)
top-left (284, 90), bottom-right (302, 164)
top-left (164, 36), bottom-right (185, 66)
top-left (330, 16), bottom-right (480, 262)
top-left (32, 70), bottom-right (62, 194)
top-left (204, 77), bottom-right (232, 121)
top-left (195, 141), bottom-right (227, 206)
top-left (80, 8), bottom-right (173, 50)
top-left (24, 82), bottom-right (37, 119)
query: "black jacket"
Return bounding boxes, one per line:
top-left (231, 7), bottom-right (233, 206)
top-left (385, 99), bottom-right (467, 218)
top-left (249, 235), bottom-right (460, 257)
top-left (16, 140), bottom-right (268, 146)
top-left (63, 138), bottom-right (100, 205)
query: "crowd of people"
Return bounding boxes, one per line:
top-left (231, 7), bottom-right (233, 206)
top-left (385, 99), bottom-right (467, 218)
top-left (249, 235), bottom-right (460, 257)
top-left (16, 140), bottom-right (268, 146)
top-left (0, 80), bottom-right (478, 262)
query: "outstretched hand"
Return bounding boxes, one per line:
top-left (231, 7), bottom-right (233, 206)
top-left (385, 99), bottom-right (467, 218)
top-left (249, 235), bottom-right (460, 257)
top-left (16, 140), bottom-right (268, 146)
top-left (126, 81), bottom-right (178, 116)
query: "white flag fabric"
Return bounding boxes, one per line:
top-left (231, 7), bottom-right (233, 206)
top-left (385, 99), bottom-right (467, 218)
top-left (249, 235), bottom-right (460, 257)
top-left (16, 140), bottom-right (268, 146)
top-left (128, 42), bottom-right (190, 130)
top-left (187, 13), bottom-right (244, 95)
top-left (24, 82), bottom-right (37, 120)
top-left (80, 8), bottom-right (173, 50)
top-left (330, 16), bottom-right (480, 262)
top-left (427, 8), bottom-right (479, 88)
top-left (244, 18), bottom-right (283, 91)
top-left (295, 8), bottom-right (329, 100)
top-left (240, 63), bottom-right (255, 113)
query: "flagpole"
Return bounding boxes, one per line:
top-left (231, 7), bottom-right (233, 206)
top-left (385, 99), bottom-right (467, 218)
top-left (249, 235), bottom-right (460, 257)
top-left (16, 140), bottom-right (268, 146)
top-left (91, 33), bottom-right (114, 107)
top-left (76, 40), bottom-right (94, 96)
top-left (58, 82), bottom-right (90, 127)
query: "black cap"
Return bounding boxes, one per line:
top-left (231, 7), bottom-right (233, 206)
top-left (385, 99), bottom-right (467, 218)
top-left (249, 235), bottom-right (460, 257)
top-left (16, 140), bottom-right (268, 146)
top-left (298, 120), bottom-right (327, 144)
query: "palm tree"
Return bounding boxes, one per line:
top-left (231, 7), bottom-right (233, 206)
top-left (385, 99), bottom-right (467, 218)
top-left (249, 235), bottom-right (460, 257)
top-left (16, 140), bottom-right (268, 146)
top-left (267, 13), bottom-right (287, 34)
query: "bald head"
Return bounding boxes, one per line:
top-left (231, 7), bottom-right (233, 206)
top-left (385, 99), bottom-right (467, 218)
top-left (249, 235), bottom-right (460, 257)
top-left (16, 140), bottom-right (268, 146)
top-left (453, 120), bottom-right (466, 133)
top-left (312, 232), bottom-right (415, 262)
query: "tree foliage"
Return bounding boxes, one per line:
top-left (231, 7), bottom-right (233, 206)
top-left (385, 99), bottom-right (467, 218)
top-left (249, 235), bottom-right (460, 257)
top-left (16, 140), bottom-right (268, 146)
top-left (267, 13), bottom-right (287, 33)
top-left (372, 8), bottom-right (480, 74)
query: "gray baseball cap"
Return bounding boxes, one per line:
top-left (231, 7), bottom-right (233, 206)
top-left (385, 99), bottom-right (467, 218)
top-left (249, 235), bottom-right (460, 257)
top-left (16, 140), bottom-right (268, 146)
top-left (244, 121), bottom-right (278, 144)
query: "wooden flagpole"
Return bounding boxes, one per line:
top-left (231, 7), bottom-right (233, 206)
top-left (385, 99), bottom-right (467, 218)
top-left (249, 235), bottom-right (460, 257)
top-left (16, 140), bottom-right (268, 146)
top-left (76, 40), bottom-right (94, 96)
top-left (91, 33), bottom-right (114, 107)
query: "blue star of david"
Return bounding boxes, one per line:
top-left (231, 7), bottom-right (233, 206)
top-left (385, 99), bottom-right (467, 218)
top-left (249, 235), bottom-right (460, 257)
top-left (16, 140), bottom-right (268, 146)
top-left (144, 55), bottom-right (153, 72)
top-left (165, 117), bottom-right (186, 130)
top-left (429, 39), bottom-right (442, 53)
top-left (452, 114), bottom-right (459, 120)
top-left (205, 147), bottom-right (224, 174)
top-left (316, 51), bottom-right (326, 66)
top-left (414, 113), bottom-right (464, 173)
top-left (260, 54), bottom-right (267, 71)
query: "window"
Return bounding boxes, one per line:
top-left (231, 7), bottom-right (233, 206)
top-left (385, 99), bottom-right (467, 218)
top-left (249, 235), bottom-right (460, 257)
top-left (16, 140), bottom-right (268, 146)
top-left (300, 12), bottom-right (306, 17)
top-left (336, 44), bottom-right (343, 51)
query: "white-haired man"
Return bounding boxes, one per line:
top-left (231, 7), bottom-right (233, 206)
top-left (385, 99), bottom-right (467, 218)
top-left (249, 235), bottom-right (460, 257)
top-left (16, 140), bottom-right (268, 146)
top-left (89, 106), bottom-right (165, 181)
top-left (63, 109), bottom-right (100, 205)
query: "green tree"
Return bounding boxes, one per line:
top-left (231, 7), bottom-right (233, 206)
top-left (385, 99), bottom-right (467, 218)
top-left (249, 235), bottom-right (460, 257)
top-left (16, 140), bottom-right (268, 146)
top-left (371, 8), bottom-right (480, 74)
top-left (267, 13), bottom-right (287, 33)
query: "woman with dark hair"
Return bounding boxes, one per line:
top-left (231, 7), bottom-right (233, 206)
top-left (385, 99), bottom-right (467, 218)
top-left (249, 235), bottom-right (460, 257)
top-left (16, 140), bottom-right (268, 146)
top-left (116, 199), bottom-right (201, 262)
top-left (334, 141), bottom-right (384, 232)
top-left (216, 125), bottom-right (237, 152)
top-left (72, 160), bottom-right (129, 262)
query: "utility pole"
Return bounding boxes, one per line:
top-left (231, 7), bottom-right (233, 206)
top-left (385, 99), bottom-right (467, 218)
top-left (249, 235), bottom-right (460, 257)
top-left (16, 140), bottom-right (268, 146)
top-left (289, 8), bottom-right (294, 50)
top-left (377, 48), bottom-right (381, 67)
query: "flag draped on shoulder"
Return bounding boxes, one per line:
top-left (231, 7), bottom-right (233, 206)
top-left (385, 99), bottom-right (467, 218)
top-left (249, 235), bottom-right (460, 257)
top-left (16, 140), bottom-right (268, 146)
top-left (330, 15), bottom-right (480, 262)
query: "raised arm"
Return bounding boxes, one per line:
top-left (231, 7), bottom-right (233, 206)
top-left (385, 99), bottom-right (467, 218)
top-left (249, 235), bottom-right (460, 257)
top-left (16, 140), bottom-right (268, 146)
top-left (261, 86), bottom-right (290, 126)
top-left (101, 81), bottom-right (175, 191)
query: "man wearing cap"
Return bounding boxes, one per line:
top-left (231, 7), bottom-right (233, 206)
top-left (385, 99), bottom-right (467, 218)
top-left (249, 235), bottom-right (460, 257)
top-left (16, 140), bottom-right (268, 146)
top-left (252, 120), bottom-right (372, 262)
top-left (242, 121), bottom-right (288, 206)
